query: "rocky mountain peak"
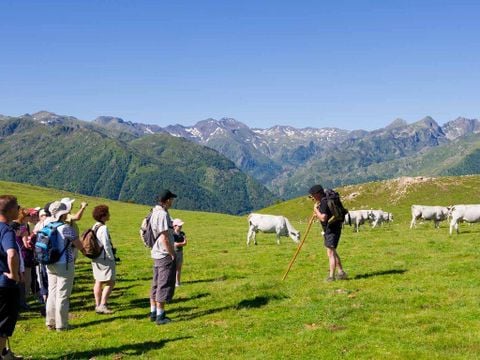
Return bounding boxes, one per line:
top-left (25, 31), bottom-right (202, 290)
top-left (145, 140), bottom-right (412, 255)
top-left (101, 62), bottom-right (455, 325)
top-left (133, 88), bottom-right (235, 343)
top-left (93, 116), bottom-right (126, 125)
top-left (385, 118), bottom-right (408, 129)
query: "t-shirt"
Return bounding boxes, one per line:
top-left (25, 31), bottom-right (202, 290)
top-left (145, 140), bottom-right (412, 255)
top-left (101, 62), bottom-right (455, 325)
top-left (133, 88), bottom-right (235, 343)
top-left (0, 222), bottom-right (20, 288)
top-left (150, 205), bottom-right (174, 260)
top-left (173, 231), bottom-right (185, 252)
top-left (318, 198), bottom-right (342, 232)
top-left (52, 224), bottom-right (77, 264)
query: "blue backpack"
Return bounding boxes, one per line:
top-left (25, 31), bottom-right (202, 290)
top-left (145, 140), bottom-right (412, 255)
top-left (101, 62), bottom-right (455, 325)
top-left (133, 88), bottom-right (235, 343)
top-left (34, 221), bottom-right (68, 265)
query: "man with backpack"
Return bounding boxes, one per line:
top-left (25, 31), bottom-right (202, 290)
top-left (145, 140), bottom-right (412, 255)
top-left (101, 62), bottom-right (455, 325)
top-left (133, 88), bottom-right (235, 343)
top-left (309, 184), bottom-right (348, 282)
top-left (149, 189), bottom-right (177, 325)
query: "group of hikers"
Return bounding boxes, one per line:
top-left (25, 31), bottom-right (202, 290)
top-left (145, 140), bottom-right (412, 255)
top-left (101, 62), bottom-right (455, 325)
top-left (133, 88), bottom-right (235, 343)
top-left (0, 189), bottom-right (187, 359)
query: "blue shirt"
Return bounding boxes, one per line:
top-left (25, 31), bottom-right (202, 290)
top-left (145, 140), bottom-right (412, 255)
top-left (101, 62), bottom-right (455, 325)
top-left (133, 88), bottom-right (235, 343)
top-left (0, 222), bottom-right (20, 288)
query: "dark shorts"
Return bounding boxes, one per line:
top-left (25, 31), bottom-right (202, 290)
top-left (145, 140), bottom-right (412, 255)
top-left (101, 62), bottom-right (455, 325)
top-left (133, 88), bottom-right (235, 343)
top-left (0, 286), bottom-right (20, 337)
top-left (324, 228), bottom-right (341, 249)
top-left (151, 256), bottom-right (176, 303)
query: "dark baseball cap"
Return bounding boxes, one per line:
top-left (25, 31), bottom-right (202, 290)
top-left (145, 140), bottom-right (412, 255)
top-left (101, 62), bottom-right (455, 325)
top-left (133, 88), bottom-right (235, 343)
top-left (308, 184), bottom-right (324, 195)
top-left (158, 189), bottom-right (177, 203)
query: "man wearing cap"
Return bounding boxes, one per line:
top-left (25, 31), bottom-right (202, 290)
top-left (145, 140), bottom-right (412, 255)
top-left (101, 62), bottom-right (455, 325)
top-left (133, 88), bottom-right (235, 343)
top-left (44, 200), bottom-right (85, 331)
top-left (149, 189), bottom-right (177, 325)
top-left (309, 184), bottom-right (347, 282)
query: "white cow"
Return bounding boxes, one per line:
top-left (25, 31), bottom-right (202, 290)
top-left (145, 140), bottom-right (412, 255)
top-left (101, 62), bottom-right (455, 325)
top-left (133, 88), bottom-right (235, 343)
top-left (247, 213), bottom-right (300, 245)
top-left (449, 205), bottom-right (480, 235)
top-left (344, 210), bottom-right (373, 232)
top-left (371, 210), bottom-right (393, 228)
top-left (410, 205), bottom-right (450, 229)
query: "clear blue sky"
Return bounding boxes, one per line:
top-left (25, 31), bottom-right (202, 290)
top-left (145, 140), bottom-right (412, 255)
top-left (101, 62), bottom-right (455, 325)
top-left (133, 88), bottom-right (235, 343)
top-left (0, 0), bottom-right (479, 130)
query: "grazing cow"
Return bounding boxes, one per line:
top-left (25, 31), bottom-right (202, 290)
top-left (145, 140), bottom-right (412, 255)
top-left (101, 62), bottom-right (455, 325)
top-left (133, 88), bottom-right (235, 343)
top-left (449, 205), bottom-right (480, 235)
top-left (371, 210), bottom-right (394, 228)
top-left (410, 205), bottom-right (450, 229)
top-left (247, 213), bottom-right (300, 245)
top-left (344, 210), bottom-right (373, 232)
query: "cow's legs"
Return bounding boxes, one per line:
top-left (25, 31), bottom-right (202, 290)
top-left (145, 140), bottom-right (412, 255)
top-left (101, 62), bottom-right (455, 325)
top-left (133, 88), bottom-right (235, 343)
top-left (449, 219), bottom-right (459, 235)
top-left (410, 217), bottom-right (416, 229)
top-left (247, 226), bottom-right (256, 245)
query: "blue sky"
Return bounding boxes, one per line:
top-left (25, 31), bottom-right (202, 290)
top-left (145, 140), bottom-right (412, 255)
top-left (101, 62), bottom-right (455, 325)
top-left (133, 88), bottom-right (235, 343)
top-left (0, 0), bottom-right (479, 130)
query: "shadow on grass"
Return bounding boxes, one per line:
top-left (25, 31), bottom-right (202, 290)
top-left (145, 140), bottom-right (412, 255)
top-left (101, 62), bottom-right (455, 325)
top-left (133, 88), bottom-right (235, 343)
top-left (353, 269), bottom-right (407, 280)
top-left (73, 313), bottom-right (154, 328)
top-left (182, 274), bottom-right (246, 284)
top-left (170, 292), bottom-right (210, 304)
top-left (177, 293), bottom-right (287, 321)
top-left (52, 337), bottom-right (191, 360)
top-left (236, 294), bottom-right (287, 309)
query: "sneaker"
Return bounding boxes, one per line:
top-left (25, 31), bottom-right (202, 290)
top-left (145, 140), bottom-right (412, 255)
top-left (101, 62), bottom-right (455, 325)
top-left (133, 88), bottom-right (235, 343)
top-left (336, 271), bottom-right (348, 280)
top-left (155, 313), bottom-right (172, 325)
top-left (96, 305), bottom-right (113, 314)
top-left (1, 348), bottom-right (23, 360)
top-left (149, 311), bottom-right (156, 322)
top-left (325, 276), bottom-right (335, 282)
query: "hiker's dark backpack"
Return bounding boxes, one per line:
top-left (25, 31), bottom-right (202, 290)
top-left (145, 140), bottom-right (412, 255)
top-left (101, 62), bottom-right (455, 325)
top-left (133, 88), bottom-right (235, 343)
top-left (140, 210), bottom-right (159, 248)
top-left (80, 224), bottom-right (104, 259)
top-left (324, 189), bottom-right (348, 224)
top-left (34, 221), bottom-right (67, 265)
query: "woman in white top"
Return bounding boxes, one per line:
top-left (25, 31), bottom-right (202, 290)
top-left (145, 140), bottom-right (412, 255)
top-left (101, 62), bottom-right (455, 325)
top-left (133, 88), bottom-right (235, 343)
top-left (91, 205), bottom-right (116, 314)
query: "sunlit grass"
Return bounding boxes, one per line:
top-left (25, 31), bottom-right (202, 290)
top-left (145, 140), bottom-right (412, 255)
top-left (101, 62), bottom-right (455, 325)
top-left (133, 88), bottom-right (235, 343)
top-left (1, 176), bottom-right (480, 359)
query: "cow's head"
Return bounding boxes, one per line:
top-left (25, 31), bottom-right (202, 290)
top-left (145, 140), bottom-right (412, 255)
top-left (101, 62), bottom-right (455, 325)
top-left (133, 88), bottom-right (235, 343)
top-left (290, 231), bottom-right (301, 243)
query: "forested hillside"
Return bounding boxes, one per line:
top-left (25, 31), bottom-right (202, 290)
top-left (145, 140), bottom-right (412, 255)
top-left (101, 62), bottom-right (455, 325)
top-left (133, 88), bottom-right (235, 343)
top-left (0, 114), bottom-right (275, 214)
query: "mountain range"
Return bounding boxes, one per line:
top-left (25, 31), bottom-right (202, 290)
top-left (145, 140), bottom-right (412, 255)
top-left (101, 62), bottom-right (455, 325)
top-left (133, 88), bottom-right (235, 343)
top-left (1, 110), bottom-right (480, 211)
top-left (92, 113), bottom-right (480, 197)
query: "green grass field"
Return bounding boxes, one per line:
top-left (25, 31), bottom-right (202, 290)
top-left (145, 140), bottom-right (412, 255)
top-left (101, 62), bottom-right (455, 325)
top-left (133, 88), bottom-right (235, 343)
top-left (1, 176), bottom-right (480, 359)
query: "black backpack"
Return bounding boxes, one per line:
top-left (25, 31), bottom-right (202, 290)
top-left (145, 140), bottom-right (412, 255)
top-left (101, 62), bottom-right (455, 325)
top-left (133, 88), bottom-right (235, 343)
top-left (324, 189), bottom-right (348, 224)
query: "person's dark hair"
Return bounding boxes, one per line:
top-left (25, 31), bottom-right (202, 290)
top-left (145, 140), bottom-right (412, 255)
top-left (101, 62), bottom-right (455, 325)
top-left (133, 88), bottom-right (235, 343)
top-left (0, 195), bottom-right (18, 215)
top-left (92, 205), bottom-right (109, 222)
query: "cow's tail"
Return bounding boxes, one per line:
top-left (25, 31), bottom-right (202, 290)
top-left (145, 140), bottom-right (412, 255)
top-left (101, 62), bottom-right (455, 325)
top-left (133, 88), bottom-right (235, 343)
top-left (347, 212), bottom-right (351, 226)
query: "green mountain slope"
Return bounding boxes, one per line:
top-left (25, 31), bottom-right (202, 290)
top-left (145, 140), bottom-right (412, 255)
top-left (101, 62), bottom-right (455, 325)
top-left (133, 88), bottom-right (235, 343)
top-left (280, 131), bottom-right (480, 197)
top-left (0, 116), bottom-right (275, 214)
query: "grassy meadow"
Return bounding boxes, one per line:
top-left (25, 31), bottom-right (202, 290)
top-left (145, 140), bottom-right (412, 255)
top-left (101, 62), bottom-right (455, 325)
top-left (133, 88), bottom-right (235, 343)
top-left (1, 176), bottom-right (480, 359)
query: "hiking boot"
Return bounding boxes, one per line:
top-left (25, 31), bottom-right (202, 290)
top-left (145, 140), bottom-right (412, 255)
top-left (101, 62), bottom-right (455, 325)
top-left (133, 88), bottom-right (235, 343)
top-left (155, 313), bottom-right (172, 325)
top-left (1, 348), bottom-right (23, 360)
top-left (325, 276), bottom-right (335, 282)
top-left (336, 271), bottom-right (348, 280)
top-left (95, 305), bottom-right (113, 314)
top-left (149, 311), bottom-right (156, 322)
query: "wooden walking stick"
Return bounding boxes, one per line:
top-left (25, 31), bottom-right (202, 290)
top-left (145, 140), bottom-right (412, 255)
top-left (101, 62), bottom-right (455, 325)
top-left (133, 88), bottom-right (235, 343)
top-left (282, 212), bottom-right (316, 280)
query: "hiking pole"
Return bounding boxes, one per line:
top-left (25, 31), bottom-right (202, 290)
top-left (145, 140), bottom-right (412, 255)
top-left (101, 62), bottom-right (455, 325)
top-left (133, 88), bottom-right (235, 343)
top-left (282, 212), bottom-right (316, 281)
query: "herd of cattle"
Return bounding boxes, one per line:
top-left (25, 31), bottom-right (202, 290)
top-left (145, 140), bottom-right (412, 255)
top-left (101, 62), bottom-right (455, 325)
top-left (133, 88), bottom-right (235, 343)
top-left (247, 204), bottom-right (480, 244)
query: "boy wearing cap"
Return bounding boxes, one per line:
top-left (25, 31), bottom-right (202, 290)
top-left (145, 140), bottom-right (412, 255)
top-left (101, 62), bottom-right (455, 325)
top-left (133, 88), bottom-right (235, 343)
top-left (309, 184), bottom-right (347, 282)
top-left (149, 190), bottom-right (177, 325)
